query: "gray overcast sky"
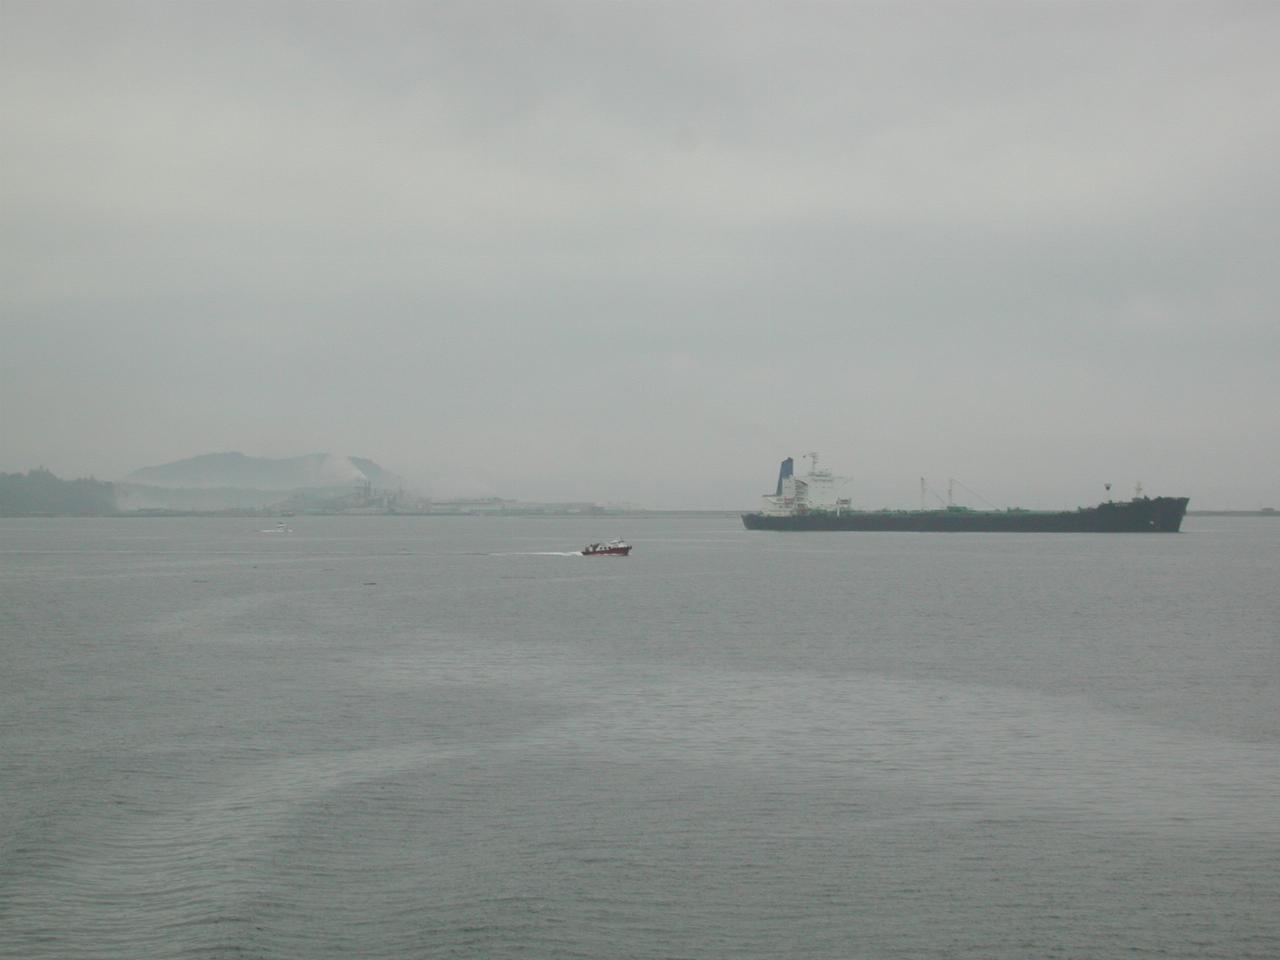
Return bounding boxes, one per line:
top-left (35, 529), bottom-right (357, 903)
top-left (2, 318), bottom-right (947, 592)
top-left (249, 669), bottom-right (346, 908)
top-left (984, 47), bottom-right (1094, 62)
top-left (2, 1), bottom-right (1278, 509)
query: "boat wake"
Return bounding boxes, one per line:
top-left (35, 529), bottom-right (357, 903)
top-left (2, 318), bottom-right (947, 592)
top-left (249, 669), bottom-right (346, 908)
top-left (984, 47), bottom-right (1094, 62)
top-left (488, 551), bottom-right (583, 557)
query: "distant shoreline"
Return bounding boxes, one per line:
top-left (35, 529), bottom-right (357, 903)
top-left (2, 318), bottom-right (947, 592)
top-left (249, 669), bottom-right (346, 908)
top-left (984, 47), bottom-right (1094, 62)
top-left (1187, 510), bottom-right (1279, 518)
top-left (4, 509), bottom-right (1276, 520)
top-left (1, 509), bottom-right (746, 520)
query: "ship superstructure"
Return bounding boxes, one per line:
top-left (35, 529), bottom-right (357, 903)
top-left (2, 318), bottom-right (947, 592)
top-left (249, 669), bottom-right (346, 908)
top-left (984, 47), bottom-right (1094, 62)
top-left (758, 454), bottom-right (852, 517)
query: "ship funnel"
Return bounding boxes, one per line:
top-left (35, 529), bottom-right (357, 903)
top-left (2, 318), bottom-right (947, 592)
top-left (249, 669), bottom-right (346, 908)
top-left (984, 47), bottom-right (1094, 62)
top-left (775, 458), bottom-right (794, 496)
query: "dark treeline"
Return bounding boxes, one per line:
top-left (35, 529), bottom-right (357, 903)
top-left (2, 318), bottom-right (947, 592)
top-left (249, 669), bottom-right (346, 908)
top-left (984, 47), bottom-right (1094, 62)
top-left (0, 469), bottom-right (117, 516)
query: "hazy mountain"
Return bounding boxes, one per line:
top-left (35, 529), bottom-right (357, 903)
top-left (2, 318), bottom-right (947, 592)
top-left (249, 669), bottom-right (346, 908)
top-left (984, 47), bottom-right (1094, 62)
top-left (112, 483), bottom-right (288, 513)
top-left (125, 453), bottom-right (397, 491)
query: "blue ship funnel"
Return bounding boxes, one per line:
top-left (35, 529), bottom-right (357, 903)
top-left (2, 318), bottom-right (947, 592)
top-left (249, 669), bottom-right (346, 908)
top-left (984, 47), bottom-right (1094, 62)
top-left (775, 458), bottom-right (794, 496)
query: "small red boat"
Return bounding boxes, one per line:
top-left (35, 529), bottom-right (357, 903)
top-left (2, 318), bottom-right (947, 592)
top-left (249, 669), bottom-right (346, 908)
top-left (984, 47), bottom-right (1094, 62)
top-left (582, 538), bottom-right (632, 556)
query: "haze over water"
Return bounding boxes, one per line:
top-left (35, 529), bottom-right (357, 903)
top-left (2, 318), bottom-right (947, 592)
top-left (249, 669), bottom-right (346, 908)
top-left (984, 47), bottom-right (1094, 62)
top-left (2, 516), bottom-right (1277, 959)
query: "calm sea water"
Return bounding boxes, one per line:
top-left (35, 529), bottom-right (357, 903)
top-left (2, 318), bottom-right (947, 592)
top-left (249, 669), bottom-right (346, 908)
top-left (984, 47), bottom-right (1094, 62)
top-left (2, 516), bottom-right (1277, 959)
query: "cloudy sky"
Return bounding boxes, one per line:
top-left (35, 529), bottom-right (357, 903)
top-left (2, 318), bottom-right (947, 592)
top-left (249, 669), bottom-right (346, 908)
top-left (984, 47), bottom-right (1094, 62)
top-left (3, 1), bottom-right (1277, 509)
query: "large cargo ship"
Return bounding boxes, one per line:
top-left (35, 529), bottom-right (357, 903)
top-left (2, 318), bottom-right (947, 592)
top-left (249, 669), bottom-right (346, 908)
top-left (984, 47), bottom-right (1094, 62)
top-left (742, 456), bottom-right (1189, 533)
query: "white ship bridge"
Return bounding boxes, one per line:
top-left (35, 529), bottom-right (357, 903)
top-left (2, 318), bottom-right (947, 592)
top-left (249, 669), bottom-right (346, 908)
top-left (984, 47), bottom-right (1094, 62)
top-left (758, 453), bottom-right (852, 516)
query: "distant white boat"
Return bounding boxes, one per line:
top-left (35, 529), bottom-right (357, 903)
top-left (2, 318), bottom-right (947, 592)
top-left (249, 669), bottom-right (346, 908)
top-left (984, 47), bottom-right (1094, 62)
top-left (261, 521), bottom-right (293, 534)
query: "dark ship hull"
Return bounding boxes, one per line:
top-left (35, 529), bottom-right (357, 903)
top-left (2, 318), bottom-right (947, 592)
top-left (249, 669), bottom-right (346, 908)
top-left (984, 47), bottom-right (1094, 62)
top-left (743, 497), bottom-right (1190, 533)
